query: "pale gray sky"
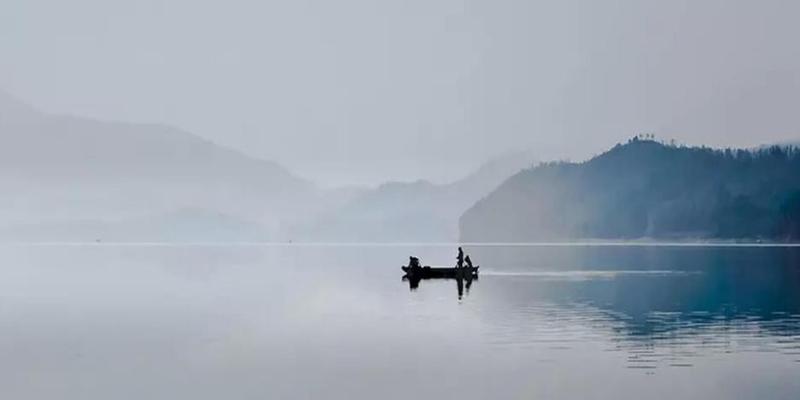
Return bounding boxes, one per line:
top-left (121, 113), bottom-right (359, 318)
top-left (1, 0), bottom-right (799, 185)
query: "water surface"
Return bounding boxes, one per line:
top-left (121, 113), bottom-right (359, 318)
top-left (0, 244), bottom-right (798, 399)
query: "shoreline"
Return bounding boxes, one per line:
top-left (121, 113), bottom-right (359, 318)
top-left (0, 240), bottom-right (798, 247)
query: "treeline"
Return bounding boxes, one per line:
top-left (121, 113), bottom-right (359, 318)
top-left (460, 138), bottom-right (800, 242)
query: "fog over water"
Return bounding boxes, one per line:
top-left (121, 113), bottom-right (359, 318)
top-left (2, 0), bottom-right (800, 184)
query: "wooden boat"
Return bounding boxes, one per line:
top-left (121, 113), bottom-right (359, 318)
top-left (401, 265), bottom-right (479, 279)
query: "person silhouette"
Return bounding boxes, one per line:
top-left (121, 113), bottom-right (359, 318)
top-left (457, 247), bottom-right (464, 268)
top-left (465, 255), bottom-right (473, 269)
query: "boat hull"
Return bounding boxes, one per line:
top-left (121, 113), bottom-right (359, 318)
top-left (401, 265), bottom-right (479, 279)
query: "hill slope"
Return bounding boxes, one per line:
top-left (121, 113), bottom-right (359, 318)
top-left (460, 139), bottom-right (800, 242)
top-left (0, 90), bottom-right (313, 240)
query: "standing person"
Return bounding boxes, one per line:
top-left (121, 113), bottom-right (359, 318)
top-left (465, 255), bottom-right (473, 269)
top-left (456, 247), bottom-right (464, 268)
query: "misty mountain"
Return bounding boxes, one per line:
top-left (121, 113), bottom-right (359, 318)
top-left (0, 90), bottom-right (306, 187)
top-left (294, 152), bottom-right (535, 241)
top-left (0, 90), bottom-right (314, 240)
top-left (461, 138), bottom-right (800, 242)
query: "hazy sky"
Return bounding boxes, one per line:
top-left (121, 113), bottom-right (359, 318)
top-left (1, 0), bottom-right (799, 185)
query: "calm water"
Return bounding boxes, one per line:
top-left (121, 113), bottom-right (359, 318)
top-left (0, 244), bottom-right (798, 399)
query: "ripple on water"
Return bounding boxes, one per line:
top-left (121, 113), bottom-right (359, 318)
top-left (483, 302), bottom-right (800, 372)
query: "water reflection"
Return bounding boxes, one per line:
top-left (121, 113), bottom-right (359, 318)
top-left (402, 271), bottom-right (477, 299)
top-left (0, 244), bottom-right (798, 399)
top-left (467, 245), bottom-right (800, 371)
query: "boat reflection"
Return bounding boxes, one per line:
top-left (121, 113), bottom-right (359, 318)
top-left (402, 272), bottom-right (478, 299)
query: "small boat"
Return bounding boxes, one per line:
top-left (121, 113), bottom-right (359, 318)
top-left (401, 265), bottom-right (479, 279)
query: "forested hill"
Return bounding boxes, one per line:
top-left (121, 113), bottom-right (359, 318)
top-left (460, 138), bottom-right (800, 242)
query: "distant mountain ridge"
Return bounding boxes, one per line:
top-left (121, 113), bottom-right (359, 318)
top-left (0, 90), bottom-right (306, 188)
top-left (461, 139), bottom-right (800, 242)
top-left (294, 151), bottom-right (536, 241)
top-left (0, 90), bottom-right (314, 240)
top-left (0, 90), bottom-right (539, 242)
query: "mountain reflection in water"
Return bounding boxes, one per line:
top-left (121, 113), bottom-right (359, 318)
top-left (466, 245), bottom-right (800, 370)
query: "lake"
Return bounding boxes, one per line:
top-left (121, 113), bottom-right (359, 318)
top-left (0, 244), bottom-right (798, 399)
